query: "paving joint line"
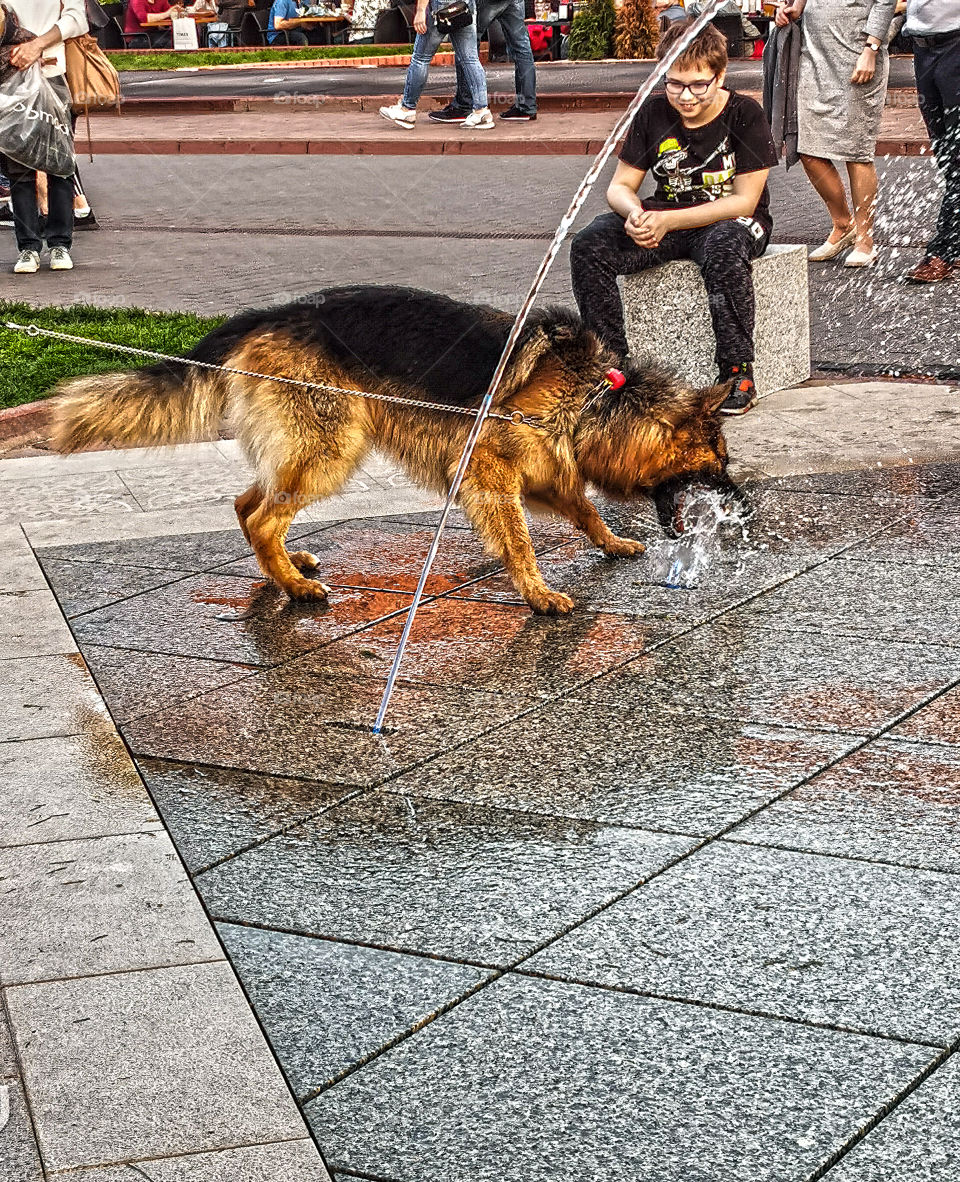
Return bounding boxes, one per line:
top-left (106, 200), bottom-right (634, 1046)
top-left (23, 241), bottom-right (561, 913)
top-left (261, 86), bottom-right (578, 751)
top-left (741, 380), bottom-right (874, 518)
top-left (0, 982), bottom-right (47, 1181)
top-left (44, 1132), bottom-right (318, 1177)
top-left (720, 834), bottom-right (960, 878)
top-left (0, 826), bottom-right (163, 854)
top-left (4, 954), bottom-right (226, 991)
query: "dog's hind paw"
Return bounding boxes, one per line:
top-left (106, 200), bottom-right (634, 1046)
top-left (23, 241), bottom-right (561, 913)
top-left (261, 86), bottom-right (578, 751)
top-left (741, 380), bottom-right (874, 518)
top-left (602, 535), bottom-right (646, 558)
top-left (288, 550), bottom-right (321, 571)
top-left (527, 587), bottom-right (575, 615)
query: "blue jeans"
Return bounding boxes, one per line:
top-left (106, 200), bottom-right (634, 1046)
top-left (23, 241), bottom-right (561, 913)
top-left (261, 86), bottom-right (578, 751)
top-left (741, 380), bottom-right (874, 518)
top-left (453, 0), bottom-right (535, 114)
top-left (401, 0), bottom-right (487, 110)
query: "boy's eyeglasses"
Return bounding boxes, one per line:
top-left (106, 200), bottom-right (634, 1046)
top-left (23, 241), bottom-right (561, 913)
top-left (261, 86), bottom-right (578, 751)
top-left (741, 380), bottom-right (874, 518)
top-left (664, 75), bottom-right (718, 96)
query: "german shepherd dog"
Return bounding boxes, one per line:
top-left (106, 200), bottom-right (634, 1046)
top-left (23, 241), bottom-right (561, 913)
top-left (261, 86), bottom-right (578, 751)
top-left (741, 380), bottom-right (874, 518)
top-left (52, 286), bottom-right (732, 615)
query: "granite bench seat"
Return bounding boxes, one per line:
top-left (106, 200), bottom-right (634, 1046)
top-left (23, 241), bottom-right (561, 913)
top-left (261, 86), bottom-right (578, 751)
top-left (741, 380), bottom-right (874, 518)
top-left (620, 243), bottom-right (811, 396)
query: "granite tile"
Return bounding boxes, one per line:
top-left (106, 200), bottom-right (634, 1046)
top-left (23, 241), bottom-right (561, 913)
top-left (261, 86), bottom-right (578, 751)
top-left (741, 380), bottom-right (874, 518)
top-left (845, 497), bottom-right (960, 570)
top-left (0, 590), bottom-right (76, 659)
top-left (38, 558), bottom-right (193, 618)
top-left (5, 961), bottom-right (306, 1171)
top-left (388, 507), bottom-right (578, 548)
top-left (137, 760), bottom-right (352, 873)
top-left (70, 575), bottom-right (412, 667)
top-left (0, 525), bottom-right (46, 594)
top-left (116, 463), bottom-right (255, 512)
top-left (571, 622), bottom-right (960, 734)
top-left (891, 686), bottom-right (960, 749)
top-left (529, 842), bottom-right (960, 1044)
top-left (122, 668), bottom-right (535, 787)
top-left (0, 831), bottom-right (221, 985)
top-left (727, 558), bottom-right (960, 648)
top-left (826, 1056), bottom-right (960, 1182)
top-left (0, 731), bottom-right (160, 848)
top-left (308, 974), bottom-right (934, 1182)
top-left (0, 1077), bottom-right (44, 1182)
top-left (0, 472), bottom-right (139, 524)
top-left (0, 1010), bottom-right (16, 1077)
top-left (217, 922), bottom-right (489, 1093)
top-left (80, 644), bottom-right (255, 724)
top-left (51, 1140), bottom-right (331, 1181)
top-left (199, 791), bottom-right (694, 965)
top-left (0, 654), bottom-right (111, 742)
top-left (730, 739), bottom-right (960, 874)
top-left (212, 518), bottom-right (510, 593)
top-left (306, 596), bottom-right (666, 697)
top-left (386, 700), bottom-right (856, 834)
top-left (759, 461), bottom-right (960, 501)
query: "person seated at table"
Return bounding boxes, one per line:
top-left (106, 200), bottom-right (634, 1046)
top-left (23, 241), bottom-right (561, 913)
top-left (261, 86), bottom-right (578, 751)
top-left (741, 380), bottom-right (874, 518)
top-left (124, 0), bottom-right (183, 45)
top-left (267, 0), bottom-right (309, 42)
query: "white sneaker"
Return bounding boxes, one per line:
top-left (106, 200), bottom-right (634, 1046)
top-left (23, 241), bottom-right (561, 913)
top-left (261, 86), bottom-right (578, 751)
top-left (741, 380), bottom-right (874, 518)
top-left (463, 107), bottom-right (494, 130)
top-left (13, 249), bottom-right (40, 274)
top-left (49, 246), bottom-right (74, 271)
top-left (808, 227), bottom-right (856, 262)
top-left (844, 246), bottom-right (877, 268)
top-left (379, 102), bottom-right (416, 129)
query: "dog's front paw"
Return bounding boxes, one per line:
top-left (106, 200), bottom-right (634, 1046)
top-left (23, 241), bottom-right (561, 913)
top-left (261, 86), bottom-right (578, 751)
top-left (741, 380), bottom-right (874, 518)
top-left (288, 550), bottom-right (321, 571)
top-left (285, 577), bottom-right (331, 602)
top-left (527, 586), bottom-right (575, 615)
top-left (602, 535), bottom-right (646, 558)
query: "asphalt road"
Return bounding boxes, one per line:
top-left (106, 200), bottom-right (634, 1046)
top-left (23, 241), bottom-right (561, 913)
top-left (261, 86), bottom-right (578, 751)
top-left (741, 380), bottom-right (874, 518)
top-left (119, 55), bottom-right (920, 100)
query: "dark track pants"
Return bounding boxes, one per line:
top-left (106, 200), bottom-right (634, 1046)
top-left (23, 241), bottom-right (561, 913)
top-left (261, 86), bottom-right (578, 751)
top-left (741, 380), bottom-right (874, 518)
top-left (570, 211), bottom-right (769, 368)
top-left (914, 30), bottom-right (960, 263)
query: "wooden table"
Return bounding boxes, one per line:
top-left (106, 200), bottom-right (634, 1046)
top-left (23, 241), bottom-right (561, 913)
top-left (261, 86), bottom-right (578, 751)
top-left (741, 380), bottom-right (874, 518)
top-left (153, 13), bottom-right (219, 46)
top-left (289, 12), bottom-right (351, 44)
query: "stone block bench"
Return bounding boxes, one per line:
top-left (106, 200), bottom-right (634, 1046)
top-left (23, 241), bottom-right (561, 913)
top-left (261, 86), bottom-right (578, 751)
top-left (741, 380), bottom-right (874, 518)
top-left (620, 243), bottom-right (810, 396)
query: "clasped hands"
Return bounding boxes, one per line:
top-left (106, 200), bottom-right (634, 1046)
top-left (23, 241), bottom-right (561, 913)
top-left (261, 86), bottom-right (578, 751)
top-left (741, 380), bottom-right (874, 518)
top-left (625, 207), bottom-right (672, 248)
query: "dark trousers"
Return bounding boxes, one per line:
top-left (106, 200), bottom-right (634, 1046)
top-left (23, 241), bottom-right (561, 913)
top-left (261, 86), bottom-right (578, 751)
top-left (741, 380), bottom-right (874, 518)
top-left (914, 31), bottom-right (960, 263)
top-left (452, 0), bottom-right (536, 115)
top-left (570, 211), bottom-right (768, 367)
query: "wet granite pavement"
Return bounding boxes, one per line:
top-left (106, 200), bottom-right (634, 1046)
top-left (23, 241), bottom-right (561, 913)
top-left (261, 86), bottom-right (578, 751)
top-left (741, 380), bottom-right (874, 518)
top-left (34, 460), bottom-right (960, 1182)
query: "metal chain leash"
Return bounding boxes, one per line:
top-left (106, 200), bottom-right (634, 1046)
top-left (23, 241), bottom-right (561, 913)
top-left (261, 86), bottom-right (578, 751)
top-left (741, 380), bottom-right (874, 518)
top-left (1, 320), bottom-right (535, 426)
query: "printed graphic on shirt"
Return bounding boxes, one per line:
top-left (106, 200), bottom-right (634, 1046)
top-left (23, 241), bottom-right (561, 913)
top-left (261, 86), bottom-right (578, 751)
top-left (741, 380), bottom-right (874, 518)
top-left (654, 137), bottom-right (736, 202)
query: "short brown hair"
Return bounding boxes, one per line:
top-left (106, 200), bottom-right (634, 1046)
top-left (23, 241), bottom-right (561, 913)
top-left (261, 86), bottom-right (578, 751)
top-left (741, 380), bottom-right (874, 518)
top-left (656, 19), bottom-right (728, 75)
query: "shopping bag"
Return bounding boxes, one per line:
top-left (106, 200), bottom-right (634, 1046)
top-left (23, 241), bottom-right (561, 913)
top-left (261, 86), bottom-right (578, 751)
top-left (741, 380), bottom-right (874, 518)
top-left (0, 64), bottom-right (75, 177)
top-left (172, 16), bottom-right (200, 48)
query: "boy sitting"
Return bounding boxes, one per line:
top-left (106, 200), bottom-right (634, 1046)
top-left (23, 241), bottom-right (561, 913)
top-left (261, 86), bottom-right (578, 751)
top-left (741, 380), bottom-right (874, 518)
top-left (570, 18), bottom-right (778, 415)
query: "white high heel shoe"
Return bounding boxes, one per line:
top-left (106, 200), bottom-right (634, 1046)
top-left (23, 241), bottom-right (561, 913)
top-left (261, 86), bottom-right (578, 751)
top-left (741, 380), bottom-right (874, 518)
top-left (808, 227), bottom-right (856, 261)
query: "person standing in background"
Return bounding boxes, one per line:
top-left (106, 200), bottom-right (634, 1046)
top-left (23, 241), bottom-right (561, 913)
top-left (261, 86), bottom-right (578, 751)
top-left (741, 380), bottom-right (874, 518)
top-left (777, 0), bottom-right (896, 268)
top-left (903, 0), bottom-right (960, 282)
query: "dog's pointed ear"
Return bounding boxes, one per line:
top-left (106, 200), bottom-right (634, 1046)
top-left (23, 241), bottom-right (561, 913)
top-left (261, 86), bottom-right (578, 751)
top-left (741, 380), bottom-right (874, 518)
top-left (700, 381), bottom-right (733, 416)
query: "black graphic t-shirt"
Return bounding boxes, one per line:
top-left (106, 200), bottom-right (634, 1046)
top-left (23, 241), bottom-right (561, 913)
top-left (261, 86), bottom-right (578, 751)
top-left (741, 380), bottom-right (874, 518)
top-left (619, 90), bottom-right (779, 233)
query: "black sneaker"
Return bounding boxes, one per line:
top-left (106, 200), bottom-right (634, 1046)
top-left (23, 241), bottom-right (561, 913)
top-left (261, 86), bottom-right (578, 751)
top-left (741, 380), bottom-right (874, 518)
top-left (719, 364), bottom-right (756, 416)
top-left (428, 104), bottom-right (470, 123)
top-left (500, 105), bottom-right (536, 121)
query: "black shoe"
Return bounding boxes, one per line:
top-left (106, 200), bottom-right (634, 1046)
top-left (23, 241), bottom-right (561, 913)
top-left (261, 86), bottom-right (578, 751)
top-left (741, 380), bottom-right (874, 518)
top-left (500, 105), bottom-right (536, 121)
top-left (719, 364), bottom-right (756, 416)
top-left (428, 104), bottom-right (470, 123)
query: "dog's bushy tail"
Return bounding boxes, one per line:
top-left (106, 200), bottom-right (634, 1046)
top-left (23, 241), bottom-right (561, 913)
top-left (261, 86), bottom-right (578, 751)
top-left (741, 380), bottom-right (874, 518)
top-left (51, 362), bottom-right (228, 454)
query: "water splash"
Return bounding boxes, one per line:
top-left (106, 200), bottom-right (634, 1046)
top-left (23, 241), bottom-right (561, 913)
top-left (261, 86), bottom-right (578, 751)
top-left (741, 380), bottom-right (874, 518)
top-left (645, 484), bottom-right (753, 590)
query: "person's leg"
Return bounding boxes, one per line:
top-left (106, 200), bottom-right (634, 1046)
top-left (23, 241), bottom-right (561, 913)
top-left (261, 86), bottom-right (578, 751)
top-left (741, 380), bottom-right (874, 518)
top-left (687, 220), bottom-right (766, 373)
top-left (570, 210), bottom-right (685, 359)
top-left (449, 6), bottom-right (488, 110)
top-left (493, 0), bottom-right (536, 115)
top-left (44, 173), bottom-right (75, 251)
top-left (3, 155), bottom-right (43, 255)
top-left (400, 17), bottom-right (444, 108)
top-left (845, 160), bottom-right (878, 253)
top-left (799, 153), bottom-right (854, 242)
top-left (285, 28), bottom-right (309, 43)
top-left (451, 0), bottom-right (492, 112)
top-left (926, 40), bottom-right (960, 263)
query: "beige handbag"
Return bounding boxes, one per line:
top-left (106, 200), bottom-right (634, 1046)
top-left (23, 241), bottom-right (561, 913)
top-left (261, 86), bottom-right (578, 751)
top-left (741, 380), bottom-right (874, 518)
top-left (63, 29), bottom-right (121, 160)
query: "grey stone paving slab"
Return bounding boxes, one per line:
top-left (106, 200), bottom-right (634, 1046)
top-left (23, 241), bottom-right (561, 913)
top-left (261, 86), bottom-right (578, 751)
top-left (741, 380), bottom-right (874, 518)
top-left (308, 973), bottom-right (935, 1182)
top-left (116, 463), bottom-right (255, 513)
top-left (52, 1139), bottom-right (331, 1181)
top-left (727, 557), bottom-right (960, 648)
top-left (825, 1055), bottom-right (960, 1182)
top-left (199, 791), bottom-right (694, 965)
top-left (0, 1010), bottom-right (16, 1077)
top-left (38, 558), bottom-right (193, 619)
top-left (80, 644), bottom-right (256, 724)
top-left (846, 496), bottom-right (960, 570)
top-left (386, 700), bottom-right (856, 833)
top-left (0, 472), bottom-right (139, 524)
top-left (306, 596), bottom-right (667, 698)
top-left (761, 461), bottom-right (960, 501)
top-left (0, 590), bottom-right (76, 659)
top-left (5, 961), bottom-right (306, 1172)
top-left (730, 738), bottom-right (960, 874)
top-left (70, 574), bottom-right (413, 667)
top-left (0, 654), bottom-right (112, 743)
top-left (529, 841), bottom-right (960, 1044)
top-left (0, 831), bottom-right (221, 985)
top-left (0, 731), bottom-right (161, 848)
top-left (570, 623), bottom-right (959, 735)
top-left (0, 1076), bottom-right (44, 1182)
top-left (891, 685), bottom-right (960, 749)
top-left (137, 760), bottom-right (353, 874)
top-left (122, 668), bottom-right (535, 787)
top-left (218, 922), bottom-right (490, 1094)
top-left (0, 525), bottom-right (47, 594)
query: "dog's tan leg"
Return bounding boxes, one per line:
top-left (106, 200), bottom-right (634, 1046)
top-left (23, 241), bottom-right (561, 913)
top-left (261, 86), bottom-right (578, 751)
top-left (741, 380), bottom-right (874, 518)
top-left (244, 491), bottom-right (331, 602)
top-left (460, 461), bottom-right (574, 615)
top-left (542, 489), bottom-right (646, 557)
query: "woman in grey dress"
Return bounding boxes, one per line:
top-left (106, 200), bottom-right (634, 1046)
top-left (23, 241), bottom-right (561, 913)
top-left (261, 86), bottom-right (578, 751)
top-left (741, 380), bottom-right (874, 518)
top-left (777, 0), bottom-right (897, 266)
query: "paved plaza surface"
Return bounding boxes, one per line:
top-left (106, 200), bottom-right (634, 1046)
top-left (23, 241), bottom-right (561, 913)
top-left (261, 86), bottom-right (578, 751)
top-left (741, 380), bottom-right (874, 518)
top-left (1, 375), bottom-right (958, 1179)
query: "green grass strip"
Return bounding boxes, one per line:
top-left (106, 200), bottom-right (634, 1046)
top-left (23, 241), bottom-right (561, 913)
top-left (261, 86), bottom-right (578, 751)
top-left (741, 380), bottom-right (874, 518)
top-left (108, 44), bottom-right (413, 70)
top-left (0, 301), bottom-right (224, 409)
